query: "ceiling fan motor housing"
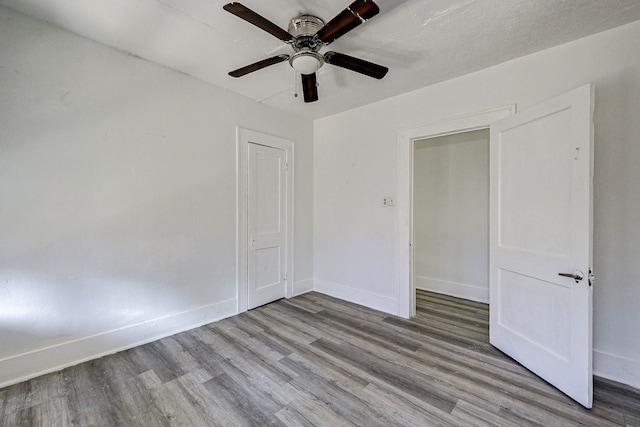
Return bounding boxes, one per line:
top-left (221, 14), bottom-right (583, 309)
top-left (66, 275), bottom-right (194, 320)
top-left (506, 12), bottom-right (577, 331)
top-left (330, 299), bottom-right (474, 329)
top-left (288, 15), bottom-right (325, 51)
top-left (288, 15), bottom-right (324, 38)
top-left (288, 15), bottom-right (325, 74)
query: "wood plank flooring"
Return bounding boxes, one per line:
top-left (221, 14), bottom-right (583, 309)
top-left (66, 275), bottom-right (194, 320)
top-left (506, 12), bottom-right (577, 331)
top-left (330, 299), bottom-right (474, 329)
top-left (1, 290), bottom-right (639, 426)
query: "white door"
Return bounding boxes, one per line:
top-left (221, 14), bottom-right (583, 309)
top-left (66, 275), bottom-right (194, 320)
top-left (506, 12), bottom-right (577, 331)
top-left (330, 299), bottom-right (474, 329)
top-left (489, 84), bottom-right (594, 408)
top-left (247, 142), bottom-right (287, 309)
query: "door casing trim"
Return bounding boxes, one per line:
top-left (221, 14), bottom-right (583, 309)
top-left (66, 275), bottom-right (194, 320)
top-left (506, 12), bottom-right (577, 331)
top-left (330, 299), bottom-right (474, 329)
top-left (237, 127), bottom-right (295, 313)
top-left (396, 105), bottom-right (515, 318)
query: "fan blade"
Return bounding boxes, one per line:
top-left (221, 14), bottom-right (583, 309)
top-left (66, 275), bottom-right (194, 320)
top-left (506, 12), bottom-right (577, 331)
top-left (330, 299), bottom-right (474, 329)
top-left (223, 3), bottom-right (292, 42)
top-left (315, 0), bottom-right (379, 44)
top-left (324, 51), bottom-right (388, 79)
top-left (302, 73), bottom-right (318, 103)
top-left (229, 55), bottom-right (289, 77)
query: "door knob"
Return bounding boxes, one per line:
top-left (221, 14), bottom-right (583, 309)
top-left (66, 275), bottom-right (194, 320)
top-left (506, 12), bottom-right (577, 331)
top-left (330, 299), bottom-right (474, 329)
top-left (558, 270), bottom-right (584, 283)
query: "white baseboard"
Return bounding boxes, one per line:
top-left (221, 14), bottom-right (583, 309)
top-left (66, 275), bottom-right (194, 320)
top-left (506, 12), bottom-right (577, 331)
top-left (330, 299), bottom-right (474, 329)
top-left (313, 279), bottom-right (399, 315)
top-left (0, 298), bottom-right (237, 388)
top-left (594, 349), bottom-right (640, 389)
top-left (415, 276), bottom-right (489, 303)
top-left (293, 278), bottom-right (313, 296)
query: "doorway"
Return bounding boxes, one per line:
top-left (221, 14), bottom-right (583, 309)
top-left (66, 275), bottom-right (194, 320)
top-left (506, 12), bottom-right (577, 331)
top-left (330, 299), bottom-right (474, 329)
top-left (237, 128), bottom-right (294, 313)
top-left (413, 128), bottom-right (490, 303)
top-left (396, 106), bottom-right (515, 318)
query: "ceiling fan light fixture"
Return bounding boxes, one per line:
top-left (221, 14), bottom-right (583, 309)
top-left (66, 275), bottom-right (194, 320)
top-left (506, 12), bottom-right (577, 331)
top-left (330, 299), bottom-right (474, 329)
top-left (289, 51), bottom-right (323, 75)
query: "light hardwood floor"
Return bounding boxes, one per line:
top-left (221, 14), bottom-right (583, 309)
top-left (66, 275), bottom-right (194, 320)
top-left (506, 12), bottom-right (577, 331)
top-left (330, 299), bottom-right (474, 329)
top-left (1, 290), bottom-right (639, 426)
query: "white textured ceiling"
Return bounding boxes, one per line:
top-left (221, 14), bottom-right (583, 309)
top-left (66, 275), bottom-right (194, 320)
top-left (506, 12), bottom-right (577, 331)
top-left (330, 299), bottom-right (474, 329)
top-left (3, 0), bottom-right (640, 119)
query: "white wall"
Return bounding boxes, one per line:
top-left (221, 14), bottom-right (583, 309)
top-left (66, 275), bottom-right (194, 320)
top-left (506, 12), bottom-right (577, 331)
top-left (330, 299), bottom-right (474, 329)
top-left (414, 130), bottom-right (489, 303)
top-left (314, 20), bottom-right (640, 388)
top-left (0, 6), bottom-right (313, 387)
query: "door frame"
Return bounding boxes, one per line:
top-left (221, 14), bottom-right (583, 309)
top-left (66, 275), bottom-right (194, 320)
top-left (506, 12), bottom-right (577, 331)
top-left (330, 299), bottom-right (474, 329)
top-left (237, 127), bottom-right (295, 313)
top-left (396, 106), bottom-right (515, 318)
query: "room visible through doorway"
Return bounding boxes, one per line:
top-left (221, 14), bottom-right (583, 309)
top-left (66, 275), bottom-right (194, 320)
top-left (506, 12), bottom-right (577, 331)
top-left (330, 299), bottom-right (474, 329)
top-left (413, 129), bottom-right (490, 304)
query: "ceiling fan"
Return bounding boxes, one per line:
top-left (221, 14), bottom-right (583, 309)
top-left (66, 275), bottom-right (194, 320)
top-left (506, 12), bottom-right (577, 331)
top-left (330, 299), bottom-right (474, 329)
top-left (223, 0), bottom-right (389, 103)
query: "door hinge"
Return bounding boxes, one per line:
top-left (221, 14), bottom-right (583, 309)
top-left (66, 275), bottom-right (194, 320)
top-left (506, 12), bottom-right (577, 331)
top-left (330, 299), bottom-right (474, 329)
top-left (588, 269), bottom-right (594, 287)
top-left (284, 161), bottom-right (288, 171)
top-left (284, 271), bottom-right (288, 282)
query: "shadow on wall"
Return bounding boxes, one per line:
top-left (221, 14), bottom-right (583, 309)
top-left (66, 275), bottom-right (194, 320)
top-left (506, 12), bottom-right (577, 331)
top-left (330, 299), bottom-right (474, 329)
top-left (0, 176), bottom-right (229, 361)
top-left (0, 269), bottom-right (200, 360)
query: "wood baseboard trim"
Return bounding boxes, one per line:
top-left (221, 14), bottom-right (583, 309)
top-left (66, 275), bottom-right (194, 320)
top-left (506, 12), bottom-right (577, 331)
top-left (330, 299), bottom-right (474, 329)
top-left (415, 276), bottom-right (489, 303)
top-left (0, 298), bottom-right (237, 388)
top-left (313, 279), bottom-right (398, 315)
top-left (293, 278), bottom-right (313, 296)
top-left (594, 349), bottom-right (640, 390)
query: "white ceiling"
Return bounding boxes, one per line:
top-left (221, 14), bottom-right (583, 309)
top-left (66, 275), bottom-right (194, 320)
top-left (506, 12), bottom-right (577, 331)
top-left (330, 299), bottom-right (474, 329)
top-left (3, 0), bottom-right (640, 119)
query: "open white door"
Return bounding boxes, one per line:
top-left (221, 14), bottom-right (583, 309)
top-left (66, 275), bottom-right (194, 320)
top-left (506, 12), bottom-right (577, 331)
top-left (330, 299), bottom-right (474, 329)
top-left (489, 85), bottom-right (594, 408)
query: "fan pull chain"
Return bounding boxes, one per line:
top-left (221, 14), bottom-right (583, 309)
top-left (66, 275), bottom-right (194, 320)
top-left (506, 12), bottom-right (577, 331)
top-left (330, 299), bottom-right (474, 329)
top-left (294, 71), bottom-right (299, 98)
